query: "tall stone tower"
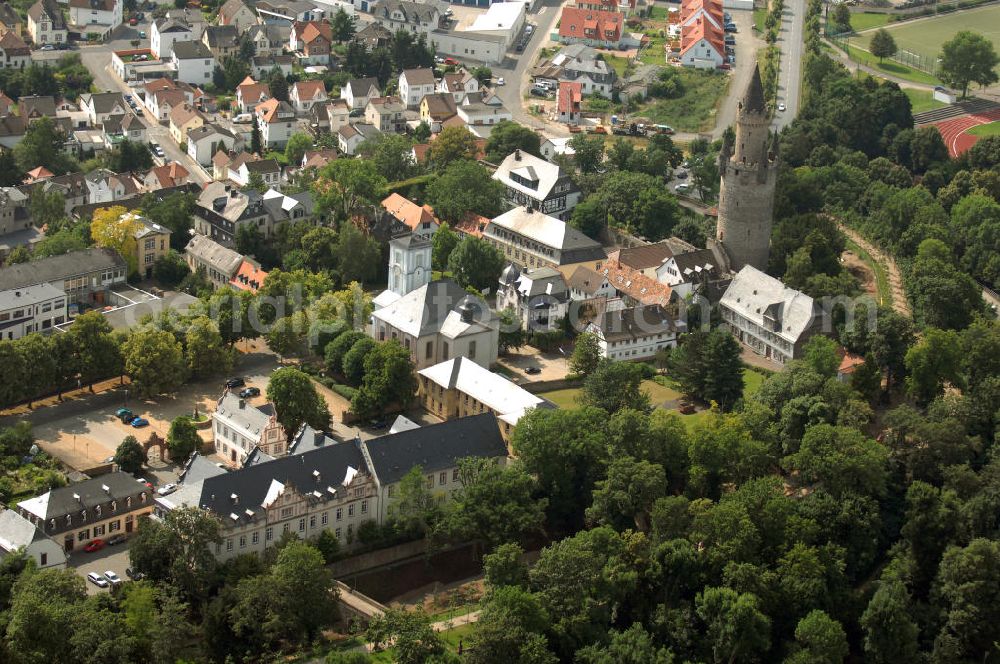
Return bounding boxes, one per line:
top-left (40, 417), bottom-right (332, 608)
top-left (716, 65), bottom-right (778, 272)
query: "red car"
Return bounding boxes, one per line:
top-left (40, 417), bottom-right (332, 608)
top-left (84, 539), bottom-right (105, 552)
top-left (443, 57), bottom-right (459, 66)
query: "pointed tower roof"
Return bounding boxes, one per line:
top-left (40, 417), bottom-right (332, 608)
top-left (742, 65), bottom-right (766, 115)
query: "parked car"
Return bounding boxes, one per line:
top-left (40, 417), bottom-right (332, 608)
top-left (157, 483), bottom-right (177, 496)
top-left (130, 417), bottom-right (149, 428)
top-left (87, 572), bottom-right (109, 587)
top-left (136, 478), bottom-right (153, 488)
top-left (129, 17), bottom-right (137, 25)
top-left (84, 539), bottom-right (105, 552)
top-left (777, 102), bottom-right (786, 112)
top-left (530, 87), bottom-right (549, 97)
top-left (675, 170), bottom-right (688, 179)
top-left (443, 57), bottom-right (459, 66)
top-left (107, 534), bottom-right (127, 546)
top-left (116, 407), bottom-right (133, 420)
top-left (369, 419), bottom-right (388, 430)
top-left (675, 183), bottom-right (691, 193)
top-left (525, 366), bottom-right (542, 375)
top-left (40, 44), bottom-right (55, 51)
top-left (125, 567), bottom-right (145, 581)
top-left (725, 35), bottom-right (735, 45)
top-left (678, 401), bottom-right (696, 415)
top-left (225, 377), bottom-right (245, 388)
top-left (139, 30), bottom-right (146, 38)
top-left (239, 386), bottom-right (260, 398)
top-left (104, 570), bottom-right (122, 585)
top-left (724, 23), bottom-right (737, 33)
top-left (495, 77), bottom-right (505, 86)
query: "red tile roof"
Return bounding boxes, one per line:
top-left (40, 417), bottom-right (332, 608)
top-left (230, 259), bottom-right (268, 293)
top-left (381, 193), bottom-right (437, 230)
top-left (681, 16), bottom-right (724, 57)
top-left (293, 80), bottom-right (326, 102)
top-left (558, 81), bottom-right (582, 115)
top-left (680, 0), bottom-right (723, 25)
top-left (559, 7), bottom-right (623, 43)
top-left (601, 260), bottom-right (673, 307)
top-left (453, 212), bottom-right (489, 238)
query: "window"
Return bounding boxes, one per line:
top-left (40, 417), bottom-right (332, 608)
top-left (468, 341), bottom-right (476, 360)
top-left (40, 553), bottom-right (47, 566)
top-left (109, 520), bottom-right (120, 532)
top-left (283, 523), bottom-right (290, 534)
top-left (439, 471), bottom-right (447, 485)
top-left (426, 341), bottom-right (433, 359)
top-left (387, 485), bottom-right (394, 498)
top-left (335, 527), bottom-right (342, 538)
top-left (281, 507), bottom-right (293, 518)
top-left (452, 468), bottom-right (460, 482)
top-left (252, 531), bottom-right (259, 544)
top-left (361, 500), bottom-right (368, 514)
top-left (78, 530), bottom-right (89, 542)
top-left (266, 527), bottom-right (273, 541)
top-left (298, 518), bottom-right (305, 532)
top-left (239, 535), bottom-right (246, 548)
top-left (94, 524), bottom-right (105, 536)
top-left (348, 504), bottom-right (354, 517)
top-left (336, 508), bottom-right (342, 521)
top-left (321, 512), bottom-right (328, 525)
top-left (426, 475), bottom-right (434, 488)
top-left (226, 539), bottom-right (233, 551)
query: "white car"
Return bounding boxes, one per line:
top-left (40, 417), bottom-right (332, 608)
top-left (675, 183), bottom-right (691, 193)
top-left (496, 77), bottom-right (505, 86)
top-left (87, 572), bottom-right (109, 588)
top-left (104, 570), bottom-right (122, 585)
top-left (157, 483), bottom-right (177, 496)
top-left (777, 102), bottom-right (786, 112)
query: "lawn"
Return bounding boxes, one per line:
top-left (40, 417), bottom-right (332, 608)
top-left (854, 5), bottom-right (1000, 75)
top-left (846, 12), bottom-right (890, 33)
top-left (633, 68), bottom-right (730, 133)
top-left (838, 41), bottom-right (941, 85)
top-left (639, 34), bottom-right (668, 66)
top-left (904, 87), bottom-right (948, 114)
top-left (846, 238), bottom-right (893, 308)
top-left (969, 120), bottom-right (1000, 136)
top-left (753, 7), bottom-right (766, 33)
top-left (604, 54), bottom-right (630, 77)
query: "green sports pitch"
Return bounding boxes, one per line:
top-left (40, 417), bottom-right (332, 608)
top-left (854, 5), bottom-right (1000, 73)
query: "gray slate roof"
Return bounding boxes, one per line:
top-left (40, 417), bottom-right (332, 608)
top-left (593, 304), bottom-right (677, 342)
top-left (185, 234), bottom-right (243, 277)
top-left (17, 472), bottom-right (148, 524)
top-left (719, 265), bottom-right (817, 343)
top-left (0, 248), bottom-right (125, 291)
top-left (363, 413), bottom-right (506, 485)
top-left (172, 39), bottom-right (213, 60)
top-left (0, 509), bottom-right (46, 552)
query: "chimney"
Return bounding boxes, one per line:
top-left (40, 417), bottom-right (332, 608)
top-left (238, 398), bottom-right (245, 409)
top-left (230, 493), bottom-right (239, 504)
top-left (460, 303), bottom-right (474, 324)
top-left (514, 148), bottom-right (521, 160)
top-left (73, 493), bottom-right (81, 503)
top-left (101, 484), bottom-right (110, 494)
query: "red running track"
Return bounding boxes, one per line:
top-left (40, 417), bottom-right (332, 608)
top-left (931, 108), bottom-right (1000, 157)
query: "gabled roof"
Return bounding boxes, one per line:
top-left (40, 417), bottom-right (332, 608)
top-left (18, 95), bottom-right (56, 119)
top-left (219, 0), bottom-right (253, 22)
top-left (376, 0), bottom-right (439, 24)
top-left (669, 248), bottom-right (719, 278)
top-left (296, 20), bottom-right (331, 44)
top-left (237, 79), bottom-right (271, 105)
top-left (0, 31), bottom-right (29, 55)
top-left (230, 258), bottom-right (267, 292)
top-left (492, 150), bottom-right (575, 201)
top-left (600, 260), bottom-right (673, 306)
top-left (567, 265), bottom-right (608, 294)
top-left (489, 206), bottom-right (605, 259)
top-left (0, 509), bottom-right (47, 553)
top-left (172, 39), bottom-right (213, 60)
top-left (187, 122), bottom-right (236, 144)
top-left (344, 77), bottom-right (380, 97)
top-left (420, 92), bottom-right (457, 118)
top-left (0, 3), bottom-right (20, 26)
top-left (153, 17), bottom-right (194, 33)
top-left (301, 148), bottom-right (337, 169)
top-left (401, 67), bottom-right (435, 87)
top-left (381, 193), bottom-right (436, 231)
top-left (558, 7), bottom-right (622, 41)
top-left (292, 79), bottom-right (327, 102)
top-left (169, 102), bottom-right (202, 127)
top-left (243, 158), bottom-right (280, 173)
top-left (154, 88), bottom-right (188, 111)
top-left (28, 0), bottom-right (66, 28)
top-left (719, 265), bottom-right (817, 344)
top-left (81, 92), bottom-right (125, 115)
top-left (372, 278), bottom-right (483, 338)
top-left (611, 241), bottom-right (679, 271)
top-left (185, 233), bottom-right (243, 277)
top-left (255, 97), bottom-right (294, 123)
top-left (18, 472), bottom-right (147, 522)
top-left (419, 357), bottom-right (549, 426)
top-left (203, 24), bottom-right (240, 49)
top-left (557, 81), bottom-right (582, 114)
top-left (0, 247), bottom-right (124, 291)
top-left (592, 304), bottom-right (678, 342)
top-left (362, 413), bottom-right (507, 485)
top-left (680, 16), bottom-right (724, 57)
top-left (147, 161), bottom-right (190, 188)
top-left (69, 0), bottom-right (115, 10)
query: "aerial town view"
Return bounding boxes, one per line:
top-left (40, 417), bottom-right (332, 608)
top-left (0, 0), bottom-right (996, 659)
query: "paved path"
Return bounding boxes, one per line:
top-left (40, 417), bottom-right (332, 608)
top-left (431, 609), bottom-right (482, 632)
top-left (837, 222), bottom-right (911, 318)
top-left (823, 40), bottom-right (935, 91)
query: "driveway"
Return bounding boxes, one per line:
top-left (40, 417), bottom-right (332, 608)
top-left (496, 345), bottom-right (570, 382)
top-left (70, 543), bottom-right (131, 596)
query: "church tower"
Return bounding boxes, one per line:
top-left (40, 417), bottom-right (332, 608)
top-left (387, 232), bottom-right (432, 297)
top-left (716, 64), bottom-right (778, 272)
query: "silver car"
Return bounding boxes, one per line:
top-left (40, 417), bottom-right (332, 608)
top-left (87, 572), bottom-right (109, 588)
top-left (104, 570), bottom-right (122, 585)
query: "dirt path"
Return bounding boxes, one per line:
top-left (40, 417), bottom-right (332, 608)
top-left (838, 223), bottom-right (912, 318)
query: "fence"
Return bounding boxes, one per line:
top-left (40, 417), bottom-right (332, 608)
top-left (827, 32), bottom-right (938, 76)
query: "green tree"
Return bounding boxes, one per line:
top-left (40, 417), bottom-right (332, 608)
top-left (336, 221), bottom-right (381, 284)
top-left (122, 328), bottom-right (187, 398)
top-left (576, 623), bottom-right (673, 664)
top-left (512, 407), bottom-right (609, 532)
top-left (569, 134), bottom-right (605, 173)
top-left (938, 30), bottom-right (1000, 98)
top-left (904, 327), bottom-right (962, 405)
top-left (786, 610), bottom-right (848, 664)
top-left (166, 416), bottom-right (201, 462)
top-left (366, 609), bottom-right (444, 664)
top-left (250, 115), bottom-right (262, 155)
top-left (28, 187), bottom-right (68, 231)
top-left (152, 250), bottom-right (191, 288)
top-left (469, 586), bottom-right (556, 664)
top-left (268, 541), bottom-right (340, 641)
top-left (114, 435), bottom-right (145, 473)
top-left (127, 507), bottom-right (221, 604)
top-left (498, 308), bottom-right (524, 354)
top-left (331, 7), bottom-right (355, 42)
top-left (483, 542), bottom-right (528, 589)
top-left (427, 159), bottom-right (505, 224)
top-left (16, 333), bottom-right (56, 408)
top-left (860, 580), bottom-right (919, 664)
top-left (426, 125), bottom-right (480, 170)
top-left (932, 538), bottom-right (1000, 661)
top-left (185, 316), bottom-right (232, 379)
top-left (434, 457), bottom-right (546, 549)
top-left (701, 329), bottom-right (745, 411)
top-left (784, 424), bottom-right (888, 498)
top-left (285, 132), bottom-right (314, 167)
top-left (569, 196), bottom-right (606, 238)
top-left (342, 336), bottom-right (376, 385)
top-left (14, 116), bottom-right (76, 174)
top-left (314, 158), bottom-right (387, 219)
top-left (447, 234), bottom-right (505, 292)
top-left (695, 587), bottom-right (771, 664)
top-left (431, 221), bottom-right (460, 271)
top-left (5, 568), bottom-right (86, 664)
top-left (325, 329), bottom-right (367, 374)
top-left (569, 332), bottom-right (601, 376)
top-left (392, 466), bottom-right (440, 537)
top-left (267, 367), bottom-right (331, 437)
top-left (485, 120), bottom-right (542, 163)
top-left (352, 339), bottom-right (418, 417)
top-left (68, 311), bottom-right (121, 389)
top-left (830, 3), bottom-right (851, 32)
top-left (357, 132), bottom-right (416, 182)
top-left (580, 360), bottom-right (651, 414)
top-left (591, 170), bottom-right (682, 240)
top-left (585, 455), bottom-right (666, 532)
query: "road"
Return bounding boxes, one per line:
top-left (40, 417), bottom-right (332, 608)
top-left (711, 8), bottom-right (761, 139)
top-left (772, 0), bottom-right (806, 131)
top-left (492, 0), bottom-right (568, 135)
top-left (33, 19), bottom-right (211, 183)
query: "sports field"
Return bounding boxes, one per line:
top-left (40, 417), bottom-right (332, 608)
top-left (855, 5), bottom-right (1000, 73)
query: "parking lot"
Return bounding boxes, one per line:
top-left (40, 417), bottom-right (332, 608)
top-left (70, 541), bottom-right (132, 596)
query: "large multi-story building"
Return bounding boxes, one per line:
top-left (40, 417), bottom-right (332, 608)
top-left (26, 0), bottom-right (67, 46)
top-left (0, 282), bottom-right (66, 340)
top-left (212, 391), bottom-right (288, 468)
top-left (496, 263), bottom-right (570, 333)
top-left (491, 150), bottom-right (581, 220)
top-left (587, 303), bottom-right (681, 361)
top-left (17, 472), bottom-right (154, 554)
top-left (156, 414), bottom-right (508, 560)
top-left (716, 65), bottom-right (777, 271)
top-left (719, 265), bottom-right (820, 365)
top-left (0, 247), bottom-right (127, 306)
top-left (127, 213), bottom-right (172, 279)
top-left (483, 206), bottom-right (606, 275)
